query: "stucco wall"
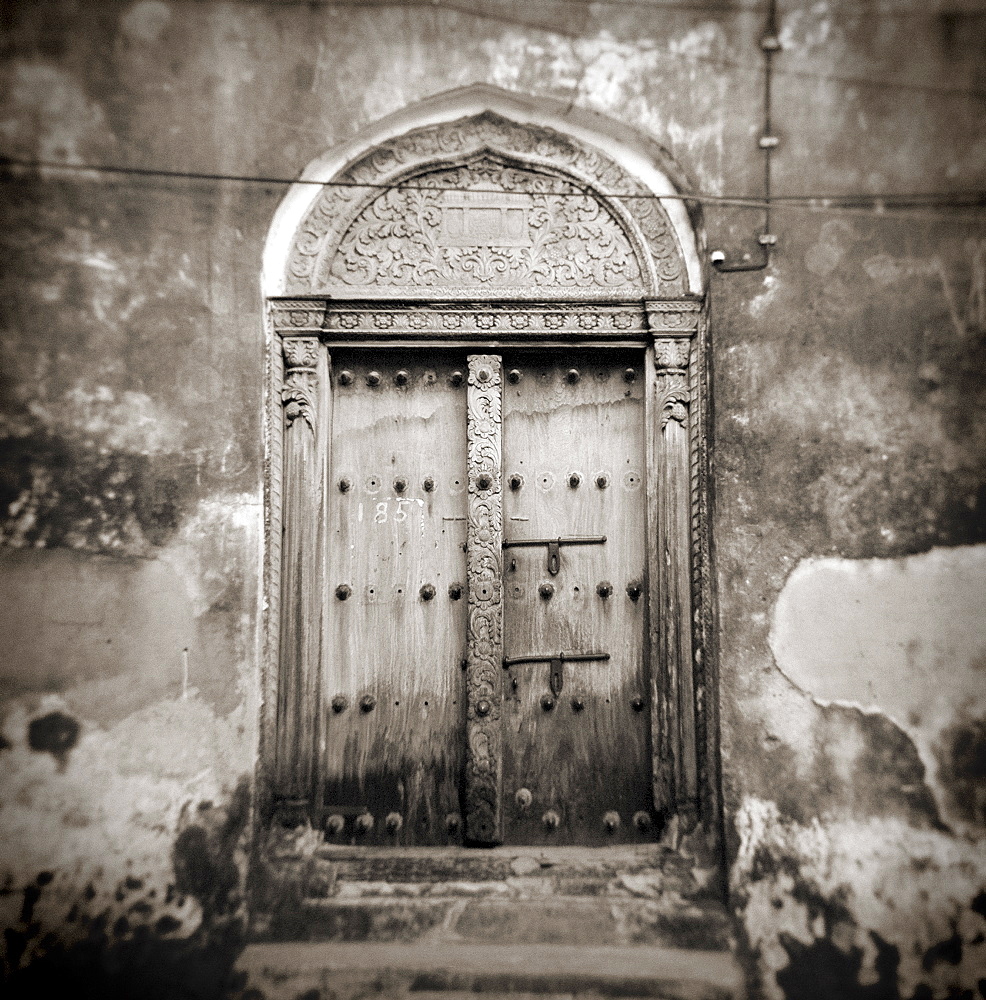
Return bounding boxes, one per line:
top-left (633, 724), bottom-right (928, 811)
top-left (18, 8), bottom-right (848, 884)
top-left (1, 2), bottom-right (983, 996)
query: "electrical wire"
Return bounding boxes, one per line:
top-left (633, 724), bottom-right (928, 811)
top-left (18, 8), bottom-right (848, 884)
top-left (1, 155), bottom-right (983, 220)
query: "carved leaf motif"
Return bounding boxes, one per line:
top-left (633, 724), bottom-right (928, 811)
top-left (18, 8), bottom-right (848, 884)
top-left (326, 159), bottom-right (644, 292)
top-left (286, 112), bottom-right (686, 295)
top-left (465, 354), bottom-right (503, 845)
top-left (282, 337), bottom-right (319, 433)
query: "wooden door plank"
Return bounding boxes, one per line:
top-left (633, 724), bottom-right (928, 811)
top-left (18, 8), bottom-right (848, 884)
top-left (464, 354), bottom-right (505, 846)
top-left (500, 351), bottom-right (650, 845)
top-left (324, 351), bottom-right (468, 845)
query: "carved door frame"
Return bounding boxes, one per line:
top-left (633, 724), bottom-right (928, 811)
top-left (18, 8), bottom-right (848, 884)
top-left (259, 96), bottom-right (719, 849)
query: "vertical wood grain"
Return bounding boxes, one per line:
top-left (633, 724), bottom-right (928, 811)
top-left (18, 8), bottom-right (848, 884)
top-left (324, 350), bottom-right (468, 845)
top-left (464, 354), bottom-right (504, 845)
top-left (654, 337), bottom-right (698, 821)
top-left (501, 350), bottom-right (649, 845)
top-left (275, 335), bottom-right (324, 810)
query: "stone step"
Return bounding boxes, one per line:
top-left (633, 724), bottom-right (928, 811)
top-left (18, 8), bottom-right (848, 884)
top-left (261, 895), bottom-right (732, 950)
top-left (235, 941), bottom-right (743, 1000)
top-left (304, 845), bottom-right (697, 884)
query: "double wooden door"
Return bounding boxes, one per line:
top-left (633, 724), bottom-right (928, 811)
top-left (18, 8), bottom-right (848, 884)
top-left (324, 347), bottom-right (652, 845)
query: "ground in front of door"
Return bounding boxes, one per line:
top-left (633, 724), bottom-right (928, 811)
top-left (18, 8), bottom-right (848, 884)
top-left (235, 836), bottom-right (742, 1000)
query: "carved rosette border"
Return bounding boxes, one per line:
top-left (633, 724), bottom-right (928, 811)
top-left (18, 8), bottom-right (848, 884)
top-left (464, 354), bottom-right (504, 845)
top-left (281, 337), bottom-right (319, 434)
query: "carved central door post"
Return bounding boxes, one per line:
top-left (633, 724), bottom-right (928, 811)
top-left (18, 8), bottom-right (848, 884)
top-left (646, 312), bottom-right (699, 827)
top-left (274, 332), bottom-right (329, 822)
top-left (464, 355), bottom-right (505, 845)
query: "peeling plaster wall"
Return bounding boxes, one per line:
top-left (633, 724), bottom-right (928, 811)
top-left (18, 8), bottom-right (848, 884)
top-left (0, 1), bottom-right (984, 997)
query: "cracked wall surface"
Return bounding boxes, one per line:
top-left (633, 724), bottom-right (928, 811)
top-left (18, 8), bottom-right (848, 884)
top-left (1, 1), bottom-right (984, 997)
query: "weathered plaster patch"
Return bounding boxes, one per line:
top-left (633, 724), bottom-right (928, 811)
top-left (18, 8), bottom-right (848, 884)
top-left (0, 693), bottom-right (253, 971)
top-left (119, 1), bottom-right (172, 45)
top-left (27, 385), bottom-right (186, 456)
top-left (1, 63), bottom-right (114, 165)
top-left (733, 797), bottom-right (986, 1000)
top-left (769, 545), bottom-right (986, 835)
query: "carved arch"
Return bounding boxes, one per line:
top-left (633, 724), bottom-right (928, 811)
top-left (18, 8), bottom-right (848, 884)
top-left (283, 112), bottom-right (688, 299)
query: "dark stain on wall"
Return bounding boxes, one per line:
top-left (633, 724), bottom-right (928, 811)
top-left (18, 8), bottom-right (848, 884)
top-left (730, 702), bottom-right (945, 830)
top-left (934, 708), bottom-right (986, 828)
top-left (26, 711), bottom-right (80, 767)
top-left (1, 780), bottom-right (254, 998)
top-left (0, 424), bottom-right (196, 556)
top-left (173, 777), bottom-right (251, 924)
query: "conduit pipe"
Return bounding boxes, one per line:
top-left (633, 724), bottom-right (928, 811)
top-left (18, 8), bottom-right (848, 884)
top-left (711, 0), bottom-right (780, 273)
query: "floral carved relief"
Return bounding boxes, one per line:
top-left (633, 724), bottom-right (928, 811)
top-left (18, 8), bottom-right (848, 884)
top-left (285, 112), bottom-right (686, 297)
top-left (465, 355), bottom-right (504, 845)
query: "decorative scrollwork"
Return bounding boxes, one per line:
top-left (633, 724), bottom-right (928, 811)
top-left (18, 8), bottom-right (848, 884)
top-left (281, 337), bottom-right (319, 434)
top-left (654, 337), bottom-right (690, 429)
top-left (285, 112), bottom-right (686, 297)
top-left (465, 354), bottom-right (503, 844)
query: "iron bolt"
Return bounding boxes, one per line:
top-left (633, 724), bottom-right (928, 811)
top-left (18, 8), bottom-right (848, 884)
top-left (366, 371), bottom-right (381, 386)
top-left (542, 809), bottom-right (560, 831)
top-left (541, 694), bottom-right (555, 711)
top-left (631, 696), bottom-right (645, 712)
top-left (331, 694), bottom-right (348, 713)
top-left (385, 812), bottom-right (403, 833)
top-left (603, 811), bottom-right (621, 832)
top-left (445, 813), bottom-right (461, 833)
top-left (360, 693), bottom-right (376, 712)
top-left (515, 787), bottom-right (533, 809)
top-left (539, 583), bottom-right (555, 599)
top-left (335, 584), bottom-right (351, 601)
top-left (394, 476), bottom-right (407, 493)
top-left (597, 581), bottom-right (613, 599)
top-left (509, 474), bottom-right (523, 491)
top-left (420, 584), bottom-right (436, 601)
top-left (566, 368), bottom-right (581, 384)
top-left (571, 696), bottom-right (585, 712)
top-left (448, 583), bottom-right (462, 600)
top-left (423, 476), bottom-right (435, 492)
top-left (626, 581), bottom-right (642, 601)
top-left (568, 473), bottom-right (581, 488)
top-left (394, 370), bottom-right (410, 386)
top-left (476, 699), bottom-right (491, 717)
top-left (477, 473), bottom-right (493, 491)
top-left (623, 367), bottom-right (636, 383)
top-left (354, 812), bottom-right (374, 833)
top-left (507, 369), bottom-right (522, 384)
top-left (338, 370), bottom-right (354, 386)
top-left (596, 474), bottom-right (609, 489)
top-left (338, 478), bottom-right (352, 493)
top-left (325, 814), bottom-right (345, 835)
top-left (633, 811), bottom-right (652, 831)
top-left (449, 371), bottom-right (464, 387)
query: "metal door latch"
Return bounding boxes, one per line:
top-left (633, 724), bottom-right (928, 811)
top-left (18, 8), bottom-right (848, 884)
top-left (502, 535), bottom-right (606, 575)
top-left (503, 651), bottom-right (610, 696)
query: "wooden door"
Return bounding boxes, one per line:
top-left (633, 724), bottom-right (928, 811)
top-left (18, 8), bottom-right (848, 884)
top-left (323, 349), bottom-right (468, 845)
top-left (500, 350), bottom-right (653, 844)
top-left (322, 345), bottom-right (654, 847)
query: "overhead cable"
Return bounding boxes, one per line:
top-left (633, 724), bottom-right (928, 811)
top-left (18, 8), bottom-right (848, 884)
top-left (1, 156), bottom-right (983, 219)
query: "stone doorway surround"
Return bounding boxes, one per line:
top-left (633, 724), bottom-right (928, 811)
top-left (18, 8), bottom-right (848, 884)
top-left (258, 85), bottom-right (719, 854)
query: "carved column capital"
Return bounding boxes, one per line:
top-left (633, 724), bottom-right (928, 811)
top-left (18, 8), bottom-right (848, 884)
top-left (281, 336), bottom-right (320, 433)
top-left (654, 337), bottom-right (690, 429)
